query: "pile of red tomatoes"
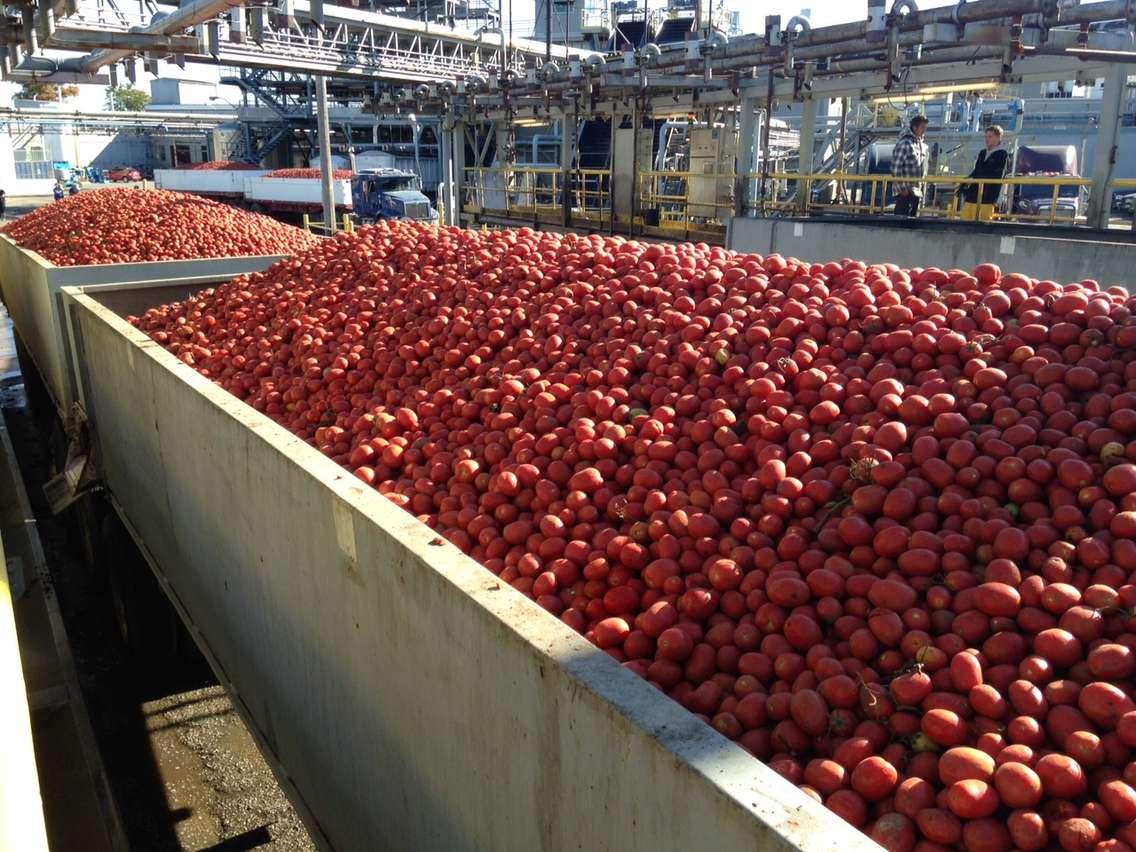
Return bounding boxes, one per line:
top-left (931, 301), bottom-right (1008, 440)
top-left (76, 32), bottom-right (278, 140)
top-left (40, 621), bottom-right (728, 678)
top-left (133, 220), bottom-right (1136, 852)
top-left (1, 187), bottom-right (317, 266)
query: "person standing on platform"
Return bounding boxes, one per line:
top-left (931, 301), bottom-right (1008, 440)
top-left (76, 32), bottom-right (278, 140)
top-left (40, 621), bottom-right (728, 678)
top-left (960, 125), bottom-right (1009, 222)
top-left (891, 115), bottom-right (930, 218)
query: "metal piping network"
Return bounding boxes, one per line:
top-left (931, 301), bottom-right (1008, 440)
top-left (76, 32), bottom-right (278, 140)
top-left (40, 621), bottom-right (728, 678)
top-left (71, 0), bottom-right (245, 72)
top-left (440, 0), bottom-right (1134, 116)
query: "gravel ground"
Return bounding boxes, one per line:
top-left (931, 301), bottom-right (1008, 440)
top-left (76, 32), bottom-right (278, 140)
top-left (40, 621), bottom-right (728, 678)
top-left (1, 306), bottom-right (315, 852)
top-left (144, 686), bottom-right (316, 851)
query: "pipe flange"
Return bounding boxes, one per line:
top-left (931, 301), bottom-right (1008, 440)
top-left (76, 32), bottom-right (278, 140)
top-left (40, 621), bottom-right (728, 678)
top-left (890, 0), bottom-right (919, 18)
top-left (703, 32), bottom-right (728, 53)
top-left (582, 52), bottom-right (606, 74)
top-left (785, 15), bottom-right (811, 36)
top-left (636, 42), bottom-right (661, 64)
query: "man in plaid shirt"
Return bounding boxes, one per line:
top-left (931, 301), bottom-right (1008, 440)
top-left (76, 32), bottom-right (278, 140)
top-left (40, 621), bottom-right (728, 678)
top-left (891, 115), bottom-right (929, 217)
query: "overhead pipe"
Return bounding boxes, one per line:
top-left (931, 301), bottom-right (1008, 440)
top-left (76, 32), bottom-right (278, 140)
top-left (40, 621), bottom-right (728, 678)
top-left (49, 29), bottom-right (200, 51)
top-left (511, 0), bottom-right (1129, 97)
top-left (785, 16), bottom-right (812, 36)
top-left (641, 0), bottom-right (1129, 70)
top-left (468, 0), bottom-right (1128, 99)
top-left (76, 0), bottom-right (246, 72)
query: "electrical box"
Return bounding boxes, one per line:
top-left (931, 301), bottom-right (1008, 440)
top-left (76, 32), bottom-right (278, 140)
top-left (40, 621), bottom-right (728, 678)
top-left (687, 126), bottom-right (737, 219)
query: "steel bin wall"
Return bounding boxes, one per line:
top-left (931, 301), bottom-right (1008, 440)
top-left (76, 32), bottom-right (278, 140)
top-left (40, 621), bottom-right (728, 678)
top-left (0, 235), bottom-right (284, 413)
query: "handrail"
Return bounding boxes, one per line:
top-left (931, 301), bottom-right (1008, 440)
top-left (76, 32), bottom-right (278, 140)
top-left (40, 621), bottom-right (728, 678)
top-left (458, 165), bottom-right (1135, 232)
top-left (751, 171), bottom-right (1095, 226)
top-left (302, 213), bottom-right (356, 234)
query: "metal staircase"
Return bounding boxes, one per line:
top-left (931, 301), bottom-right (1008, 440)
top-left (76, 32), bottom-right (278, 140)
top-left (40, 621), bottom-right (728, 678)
top-left (220, 68), bottom-right (316, 165)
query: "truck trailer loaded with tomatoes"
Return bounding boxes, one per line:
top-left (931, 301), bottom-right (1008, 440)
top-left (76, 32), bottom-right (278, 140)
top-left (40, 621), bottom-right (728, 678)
top-left (0, 230), bottom-right (857, 851)
top-left (154, 167), bottom-right (437, 223)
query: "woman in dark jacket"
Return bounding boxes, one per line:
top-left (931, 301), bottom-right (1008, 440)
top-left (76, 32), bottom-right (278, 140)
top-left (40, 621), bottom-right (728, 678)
top-left (961, 125), bottom-right (1009, 222)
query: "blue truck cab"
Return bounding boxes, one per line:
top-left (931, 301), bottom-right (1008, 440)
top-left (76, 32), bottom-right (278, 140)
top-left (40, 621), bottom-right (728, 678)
top-left (350, 168), bottom-right (437, 223)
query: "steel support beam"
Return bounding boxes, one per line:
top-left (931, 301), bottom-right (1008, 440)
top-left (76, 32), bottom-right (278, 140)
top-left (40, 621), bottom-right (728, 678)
top-left (47, 30), bottom-right (200, 52)
top-left (76, 0), bottom-right (246, 72)
top-left (440, 118), bottom-right (454, 225)
top-left (315, 75), bottom-right (336, 233)
top-left (794, 98), bottom-right (818, 214)
top-left (1086, 63), bottom-right (1127, 229)
top-left (451, 118), bottom-right (466, 225)
top-left (735, 96), bottom-right (759, 216)
top-left (560, 102), bottom-right (577, 228)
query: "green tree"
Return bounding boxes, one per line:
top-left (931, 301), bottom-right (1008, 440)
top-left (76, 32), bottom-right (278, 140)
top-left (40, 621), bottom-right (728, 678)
top-left (105, 85), bottom-right (151, 112)
top-left (17, 82), bottom-right (79, 101)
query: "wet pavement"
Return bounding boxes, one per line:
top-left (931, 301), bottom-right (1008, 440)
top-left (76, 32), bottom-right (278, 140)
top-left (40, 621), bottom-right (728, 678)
top-left (0, 305), bottom-right (314, 852)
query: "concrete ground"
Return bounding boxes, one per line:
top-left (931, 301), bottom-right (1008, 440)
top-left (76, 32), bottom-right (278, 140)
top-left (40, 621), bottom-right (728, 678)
top-left (1, 308), bottom-right (315, 852)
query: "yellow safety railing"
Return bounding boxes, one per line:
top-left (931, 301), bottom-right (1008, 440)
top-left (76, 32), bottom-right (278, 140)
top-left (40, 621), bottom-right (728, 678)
top-left (302, 212), bottom-right (356, 235)
top-left (462, 166), bottom-right (614, 227)
top-left (459, 165), bottom-right (1130, 233)
top-left (747, 171), bottom-right (1095, 226)
top-left (637, 169), bottom-right (737, 234)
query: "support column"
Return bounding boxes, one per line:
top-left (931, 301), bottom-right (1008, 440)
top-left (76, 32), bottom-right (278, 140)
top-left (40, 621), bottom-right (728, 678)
top-left (451, 119), bottom-right (467, 226)
top-left (495, 121), bottom-right (512, 217)
top-left (440, 117), bottom-right (461, 227)
top-left (314, 75), bottom-right (336, 233)
top-left (1087, 65), bottom-right (1126, 230)
top-left (440, 118), bottom-right (453, 226)
top-left (560, 105), bottom-right (576, 228)
top-left (795, 96), bottom-right (817, 215)
top-left (735, 96), bottom-right (758, 217)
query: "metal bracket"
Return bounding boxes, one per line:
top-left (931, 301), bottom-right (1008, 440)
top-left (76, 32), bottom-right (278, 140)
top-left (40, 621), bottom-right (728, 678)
top-left (765, 14), bottom-right (782, 47)
top-left (1009, 14), bottom-right (1024, 56)
top-left (21, 7), bottom-right (36, 55)
top-left (250, 7), bottom-right (266, 43)
top-left (886, 26), bottom-right (902, 84)
top-left (43, 411), bottom-right (101, 517)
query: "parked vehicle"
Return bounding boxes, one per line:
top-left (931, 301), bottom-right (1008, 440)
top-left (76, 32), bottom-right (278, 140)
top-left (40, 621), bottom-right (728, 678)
top-left (1114, 191), bottom-right (1136, 215)
top-left (153, 166), bottom-right (436, 222)
top-left (105, 166), bottom-right (142, 182)
top-left (1010, 145), bottom-right (1085, 220)
top-left (350, 168), bottom-right (436, 223)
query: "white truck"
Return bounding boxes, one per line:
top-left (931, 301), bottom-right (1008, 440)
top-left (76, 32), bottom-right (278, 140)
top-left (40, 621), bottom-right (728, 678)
top-left (154, 168), bottom-right (434, 221)
top-left (154, 168), bottom-right (353, 213)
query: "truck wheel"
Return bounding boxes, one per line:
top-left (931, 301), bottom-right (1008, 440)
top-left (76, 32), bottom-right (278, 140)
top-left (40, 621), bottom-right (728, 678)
top-left (101, 514), bottom-right (180, 672)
